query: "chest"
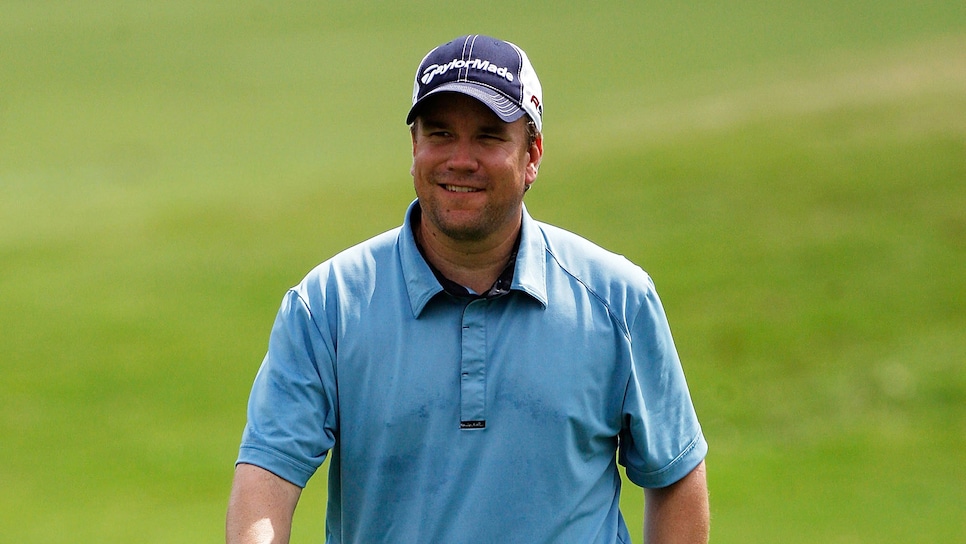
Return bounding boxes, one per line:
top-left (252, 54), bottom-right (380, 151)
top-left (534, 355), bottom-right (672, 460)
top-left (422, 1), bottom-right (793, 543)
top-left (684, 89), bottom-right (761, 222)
top-left (331, 290), bottom-right (630, 449)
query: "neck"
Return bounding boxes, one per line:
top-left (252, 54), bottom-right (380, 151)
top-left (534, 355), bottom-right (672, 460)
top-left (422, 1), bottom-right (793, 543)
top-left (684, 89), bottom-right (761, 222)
top-left (415, 218), bottom-right (520, 295)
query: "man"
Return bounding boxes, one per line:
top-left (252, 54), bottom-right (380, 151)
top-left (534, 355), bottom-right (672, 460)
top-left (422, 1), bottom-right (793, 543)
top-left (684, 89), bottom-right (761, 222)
top-left (227, 35), bottom-right (709, 543)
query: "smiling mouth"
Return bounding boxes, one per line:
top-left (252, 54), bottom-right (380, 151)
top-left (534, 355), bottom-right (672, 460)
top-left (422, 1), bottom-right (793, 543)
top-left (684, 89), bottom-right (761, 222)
top-left (443, 185), bottom-right (481, 193)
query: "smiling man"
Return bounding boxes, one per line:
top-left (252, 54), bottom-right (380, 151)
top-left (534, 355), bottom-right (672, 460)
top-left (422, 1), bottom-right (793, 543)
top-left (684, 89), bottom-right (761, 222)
top-left (227, 35), bottom-right (709, 544)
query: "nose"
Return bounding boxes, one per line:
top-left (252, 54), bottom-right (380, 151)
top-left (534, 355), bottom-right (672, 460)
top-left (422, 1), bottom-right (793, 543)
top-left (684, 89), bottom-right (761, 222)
top-left (446, 138), bottom-right (478, 172)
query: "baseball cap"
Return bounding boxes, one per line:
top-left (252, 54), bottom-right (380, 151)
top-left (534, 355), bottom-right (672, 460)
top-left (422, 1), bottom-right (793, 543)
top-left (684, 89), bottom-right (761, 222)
top-left (406, 35), bottom-right (543, 132)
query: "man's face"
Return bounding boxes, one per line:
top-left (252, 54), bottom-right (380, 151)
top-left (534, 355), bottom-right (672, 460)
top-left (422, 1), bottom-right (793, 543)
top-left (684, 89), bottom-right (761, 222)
top-left (411, 93), bottom-right (542, 244)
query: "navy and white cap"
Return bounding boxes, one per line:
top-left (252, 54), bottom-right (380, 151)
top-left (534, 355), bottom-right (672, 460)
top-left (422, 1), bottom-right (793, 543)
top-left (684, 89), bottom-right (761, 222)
top-left (406, 35), bottom-right (543, 132)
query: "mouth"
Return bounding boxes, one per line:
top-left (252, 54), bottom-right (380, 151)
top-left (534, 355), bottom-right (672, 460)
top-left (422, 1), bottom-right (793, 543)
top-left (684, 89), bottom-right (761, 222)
top-left (442, 184), bottom-right (482, 193)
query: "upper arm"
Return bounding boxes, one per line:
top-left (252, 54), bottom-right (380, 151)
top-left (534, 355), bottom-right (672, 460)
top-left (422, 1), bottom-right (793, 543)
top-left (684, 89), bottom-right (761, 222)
top-left (620, 282), bottom-right (708, 487)
top-left (237, 288), bottom-right (338, 487)
top-left (644, 461), bottom-right (710, 544)
top-left (226, 463), bottom-right (303, 544)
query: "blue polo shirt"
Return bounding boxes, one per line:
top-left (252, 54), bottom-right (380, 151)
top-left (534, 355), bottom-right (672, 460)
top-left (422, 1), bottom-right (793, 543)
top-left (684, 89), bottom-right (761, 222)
top-left (237, 201), bottom-right (707, 544)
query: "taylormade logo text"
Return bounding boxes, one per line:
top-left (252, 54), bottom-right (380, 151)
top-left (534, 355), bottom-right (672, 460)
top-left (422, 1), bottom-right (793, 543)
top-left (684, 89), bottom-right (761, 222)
top-left (421, 58), bottom-right (514, 86)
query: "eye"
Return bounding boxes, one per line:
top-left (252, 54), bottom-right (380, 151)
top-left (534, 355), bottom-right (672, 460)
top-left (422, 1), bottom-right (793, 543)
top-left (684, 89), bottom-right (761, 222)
top-left (479, 132), bottom-right (507, 142)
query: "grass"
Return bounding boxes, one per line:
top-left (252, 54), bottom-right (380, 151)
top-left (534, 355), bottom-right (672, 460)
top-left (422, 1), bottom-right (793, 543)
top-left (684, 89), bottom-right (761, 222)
top-left (1, 1), bottom-right (964, 542)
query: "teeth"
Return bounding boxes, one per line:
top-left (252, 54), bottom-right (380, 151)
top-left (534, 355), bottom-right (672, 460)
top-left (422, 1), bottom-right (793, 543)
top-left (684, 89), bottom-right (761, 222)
top-left (444, 185), bottom-right (479, 193)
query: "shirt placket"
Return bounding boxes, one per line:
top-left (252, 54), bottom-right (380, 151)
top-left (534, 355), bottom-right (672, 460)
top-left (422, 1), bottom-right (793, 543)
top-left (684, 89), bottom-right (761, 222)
top-left (459, 299), bottom-right (487, 429)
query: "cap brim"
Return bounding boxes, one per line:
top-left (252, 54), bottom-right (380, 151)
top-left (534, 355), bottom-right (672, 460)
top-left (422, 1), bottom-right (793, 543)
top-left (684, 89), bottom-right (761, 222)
top-left (406, 82), bottom-right (526, 125)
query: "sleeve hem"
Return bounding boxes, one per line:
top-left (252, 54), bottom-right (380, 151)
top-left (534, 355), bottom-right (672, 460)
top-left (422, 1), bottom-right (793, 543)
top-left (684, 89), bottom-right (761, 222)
top-left (624, 432), bottom-right (708, 489)
top-left (236, 444), bottom-right (320, 488)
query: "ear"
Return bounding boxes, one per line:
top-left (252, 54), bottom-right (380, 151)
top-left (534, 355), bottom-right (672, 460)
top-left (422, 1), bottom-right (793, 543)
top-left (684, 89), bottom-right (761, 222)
top-left (410, 124), bottom-right (418, 176)
top-left (525, 133), bottom-right (543, 185)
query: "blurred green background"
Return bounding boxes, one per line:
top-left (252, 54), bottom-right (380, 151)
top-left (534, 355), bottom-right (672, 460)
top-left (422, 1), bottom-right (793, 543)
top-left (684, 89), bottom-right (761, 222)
top-left (2, 1), bottom-right (964, 542)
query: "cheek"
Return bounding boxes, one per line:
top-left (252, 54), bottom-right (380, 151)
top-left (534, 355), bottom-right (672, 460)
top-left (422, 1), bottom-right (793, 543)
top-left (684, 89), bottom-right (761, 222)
top-left (410, 151), bottom-right (429, 179)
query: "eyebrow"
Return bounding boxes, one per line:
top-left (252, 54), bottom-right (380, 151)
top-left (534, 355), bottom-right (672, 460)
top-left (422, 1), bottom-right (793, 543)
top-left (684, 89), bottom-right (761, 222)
top-left (420, 117), bottom-right (511, 134)
top-left (417, 118), bottom-right (448, 131)
top-left (478, 122), bottom-right (512, 136)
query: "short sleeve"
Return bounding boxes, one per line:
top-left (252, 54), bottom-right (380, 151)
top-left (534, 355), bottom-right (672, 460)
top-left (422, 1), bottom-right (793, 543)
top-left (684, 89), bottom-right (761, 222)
top-left (618, 278), bottom-right (707, 488)
top-left (236, 288), bottom-right (338, 488)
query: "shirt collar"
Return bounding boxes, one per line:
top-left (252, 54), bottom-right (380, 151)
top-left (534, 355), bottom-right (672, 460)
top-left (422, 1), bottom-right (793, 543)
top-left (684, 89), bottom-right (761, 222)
top-left (399, 200), bottom-right (549, 317)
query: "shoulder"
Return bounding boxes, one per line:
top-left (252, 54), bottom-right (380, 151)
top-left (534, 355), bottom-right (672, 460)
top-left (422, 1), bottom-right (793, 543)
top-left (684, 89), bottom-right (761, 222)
top-left (534, 220), bottom-right (658, 331)
top-left (537, 221), bottom-right (653, 289)
top-left (295, 227), bottom-right (402, 300)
